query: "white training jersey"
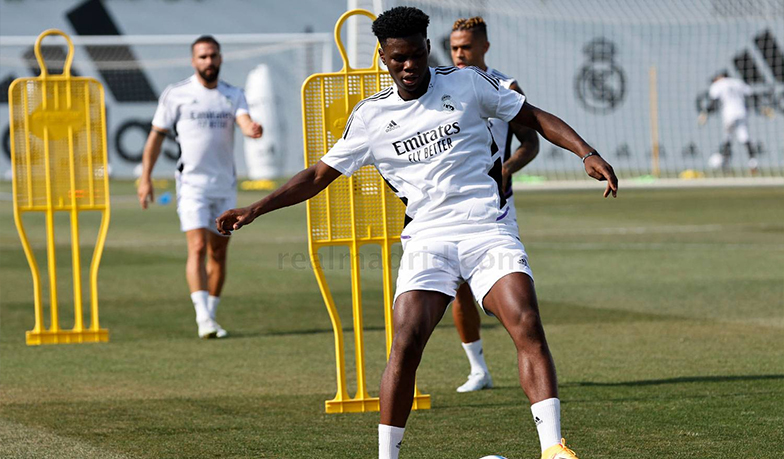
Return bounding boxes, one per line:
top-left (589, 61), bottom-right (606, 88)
top-left (709, 77), bottom-right (751, 125)
top-left (152, 75), bottom-right (249, 197)
top-left (487, 67), bottom-right (517, 202)
top-left (321, 66), bottom-right (525, 239)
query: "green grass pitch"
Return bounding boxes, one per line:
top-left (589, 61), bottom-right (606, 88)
top-left (1, 182), bottom-right (782, 458)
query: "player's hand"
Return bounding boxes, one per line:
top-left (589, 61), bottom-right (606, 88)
top-left (137, 178), bottom-right (154, 209)
top-left (697, 112), bottom-right (708, 126)
top-left (215, 206), bottom-right (257, 235)
top-left (246, 122), bottom-right (263, 138)
top-left (762, 107), bottom-right (775, 119)
top-left (584, 154), bottom-right (618, 198)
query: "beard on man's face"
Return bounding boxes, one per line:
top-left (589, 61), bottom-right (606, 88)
top-left (199, 65), bottom-right (220, 83)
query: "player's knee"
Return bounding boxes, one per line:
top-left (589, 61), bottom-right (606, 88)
top-left (506, 308), bottom-right (544, 341)
top-left (188, 239), bottom-right (208, 258)
top-left (391, 327), bottom-right (428, 362)
top-left (209, 247), bottom-right (227, 263)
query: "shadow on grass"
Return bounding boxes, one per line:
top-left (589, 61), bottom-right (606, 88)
top-left (567, 374), bottom-right (784, 387)
top-left (436, 375), bottom-right (784, 411)
top-left (222, 300), bottom-right (687, 339)
top-left (539, 300), bottom-right (685, 325)
top-left (240, 325), bottom-right (389, 338)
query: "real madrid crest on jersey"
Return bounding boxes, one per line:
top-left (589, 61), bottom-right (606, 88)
top-left (441, 94), bottom-right (455, 111)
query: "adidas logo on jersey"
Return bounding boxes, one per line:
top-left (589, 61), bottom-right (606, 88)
top-left (385, 120), bottom-right (400, 132)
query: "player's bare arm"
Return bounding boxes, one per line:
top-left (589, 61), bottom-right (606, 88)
top-left (514, 101), bottom-right (618, 197)
top-left (216, 161), bottom-right (341, 235)
top-left (236, 113), bottom-right (263, 138)
top-left (137, 127), bottom-right (168, 209)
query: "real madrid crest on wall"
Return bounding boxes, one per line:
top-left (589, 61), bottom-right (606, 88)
top-left (575, 38), bottom-right (626, 114)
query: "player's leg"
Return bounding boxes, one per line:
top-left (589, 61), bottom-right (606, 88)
top-left (185, 228), bottom-right (217, 337)
top-left (379, 290), bottom-right (450, 459)
top-left (452, 282), bottom-right (493, 392)
top-left (380, 238), bottom-right (460, 459)
top-left (464, 234), bottom-right (576, 457)
top-left (719, 120), bottom-right (734, 168)
top-left (179, 193), bottom-right (222, 338)
top-left (483, 273), bottom-right (578, 458)
top-left (206, 232), bottom-right (229, 296)
top-left (185, 229), bottom-right (209, 292)
top-left (200, 194), bottom-right (237, 337)
top-left (735, 119), bottom-right (757, 171)
top-left (206, 231), bottom-right (230, 337)
top-left (483, 273), bottom-right (557, 401)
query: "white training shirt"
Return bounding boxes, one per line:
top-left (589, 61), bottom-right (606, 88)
top-left (487, 67), bottom-right (517, 200)
top-left (321, 66), bottom-right (525, 239)
top-left (152, 75), bottom-right (249, 197)
top-left (486, 68), bottom-right (516, 162)
top-left (709, 77), bottom-right (751, 125)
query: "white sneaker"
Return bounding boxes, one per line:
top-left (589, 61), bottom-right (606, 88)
top-left (457, 372), bottom-right (493, 392)
top-left (748, 158), bottom-right (759, 172)
top-left (214, 322), bottom-right (228, 338)
top-left (197, 318), bottom-right (221, 339)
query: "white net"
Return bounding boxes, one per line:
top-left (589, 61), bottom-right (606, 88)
top-left (0, 34), bottom-right (332, 179)
top-left (380, 0), bottom-right (784, 182)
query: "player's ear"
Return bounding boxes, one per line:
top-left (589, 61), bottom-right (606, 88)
top-left (484, 40), bottom-right (490, 53)
top-left (378, 45), bottom-right (386, 65)
top-left (426, 38), bottom-right (431, 54)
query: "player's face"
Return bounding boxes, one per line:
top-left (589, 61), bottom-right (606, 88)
top-left (192, 42), bottom-right (222, 83)
top-left (450, 30), bottom-right (489, 69)
top-left (379, 34), bottom-right (431, 99)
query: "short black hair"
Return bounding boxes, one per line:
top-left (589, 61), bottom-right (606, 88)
top-left (191, 35), bottom-right (220, 53)
top-left (712, 70), bottom-right (729, 82)
top-left (372, 6), bottom-right (430, 44)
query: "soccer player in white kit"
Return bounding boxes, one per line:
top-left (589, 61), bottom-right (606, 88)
top-left (698, 72), bottom-right (757, 171)
top-left (216, 7), bottom-right (617, 459)
top-left (449, 16), bottom-right (540, 394)
top-left (137, 36), bottom-right (263, 339)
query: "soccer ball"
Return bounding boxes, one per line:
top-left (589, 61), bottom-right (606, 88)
top-left (708, 153), bottom-right (726, 170)
top-left (479, 456), bottom-right (508, 459)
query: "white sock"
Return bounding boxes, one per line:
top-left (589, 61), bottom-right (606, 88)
top-left (378, 424), bottom-right (404, 459)
top-left (191, 290), bottom-right (210, 323)
top-left (462, 339), bottom-right (489, 375)
top-left (207, 295), bottom-right (220, 319)
top-left (531, 398), bottom-right (561, 452)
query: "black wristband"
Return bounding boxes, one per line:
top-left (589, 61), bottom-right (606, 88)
top-left (582, 151), bottom-right (600, 163)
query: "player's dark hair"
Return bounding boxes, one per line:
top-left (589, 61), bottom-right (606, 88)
top-left (191, 35), bottom-right (221, 53)
top-left (372, 6), bottom-right (430, 44)
top-left (452, 16), bottom-right (488, 40)
top-left (712, 70), bottom-right (729, 82)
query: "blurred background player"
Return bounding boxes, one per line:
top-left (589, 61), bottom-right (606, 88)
top-left (449, 16), bottom-right (540, 393)
top-left (137, 35), bottom-right (263, 339)
top-left (698, 71), bottom-right (757, 171)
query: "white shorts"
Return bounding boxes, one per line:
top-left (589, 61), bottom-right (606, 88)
top-left (724, 118), bottom-right (749, 144)
top-left (394, 230), bottom-right (533, 311)
top-left (176, 192), bottom-right (236, 235)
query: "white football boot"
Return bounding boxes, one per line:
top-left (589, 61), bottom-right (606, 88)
top-left (197, 318), bottom-right (223, 339)
top-left (456, 372), bottom-right (493, 392)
